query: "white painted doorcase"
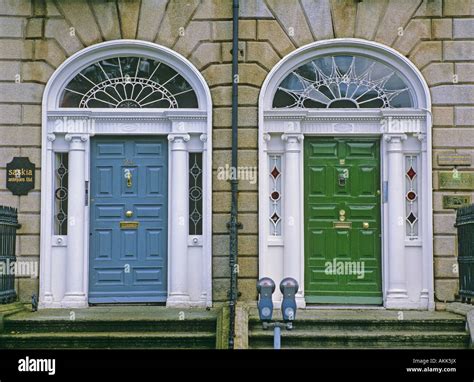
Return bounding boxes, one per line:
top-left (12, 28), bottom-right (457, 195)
top-left (258, 39), bottom-right (434, 310)
top-left (39, 40), bottom-right (212, 308)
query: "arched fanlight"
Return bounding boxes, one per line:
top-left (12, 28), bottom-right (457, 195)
top-left (60, 56), bottom-right (198, 108)
top-left (273, 55), bottom-right (414, 109)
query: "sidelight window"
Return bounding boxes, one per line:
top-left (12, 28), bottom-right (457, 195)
top-left (189, 152), bottom-right (203, 236)
top-left (269, 154), bottom-right (282, 236)
top-left (405, 155), bottom-right (419, 239)
top-left (54, 152), bottom-right (68, 235)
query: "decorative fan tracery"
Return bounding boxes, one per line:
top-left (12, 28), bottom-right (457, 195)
top-left (273, 55), bottom-right (413, 109)
top-left (60, 56), bottom-right (198, 108)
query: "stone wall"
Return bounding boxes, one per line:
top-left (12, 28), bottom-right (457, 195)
top-left (0, 0), bottom-right (473, 307)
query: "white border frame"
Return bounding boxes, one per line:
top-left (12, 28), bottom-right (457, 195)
top-left (258, 39), bottom-right (434, 310)
top-left (40, 40), bottom-right (213, 308)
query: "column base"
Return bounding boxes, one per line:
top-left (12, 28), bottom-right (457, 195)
top-left (385, 288), bottom-right (408, 309)
top-left (40, 293), bottom-right (54, 305)
top-left (419, 290), bottom-right (432, 310)
top-left (61, 293), bottom-right (88, 308)
top-left (296, 293), bottom-right (306, 309)
top-left (166, 293), bottom-right (190, 307)
top-left (199, 292), bottom-right (211, 308)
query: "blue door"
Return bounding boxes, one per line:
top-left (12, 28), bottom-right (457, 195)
top-left (89, 136), bottom-right (168, 303)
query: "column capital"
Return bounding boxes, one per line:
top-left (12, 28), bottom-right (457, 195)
top-left (281, 133), bottom-right (304, 142)
top-left (384, 133), bottom-right (407, 144)
top-left (167, 133), bottom-right (190, 143)
top-left (46, 133), bottom-right (56, 150)
top-left (415, 133), bottom-right (426, 142)
top-left (65, 133), bottom-right (88, 151)
top-left (282, 133), bottom-right (304, 153)
top-left (415, 133), bottom-right (428, 151)
top-left (65, 133), bottom-right (89, 142)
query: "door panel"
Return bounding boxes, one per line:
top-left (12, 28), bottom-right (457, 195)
top-left (89, 136), bottom-right (168, 303)
top-left (304, 137), bottom-right (382, 304)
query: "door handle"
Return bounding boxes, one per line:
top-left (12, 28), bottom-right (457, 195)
top-left (362, 222), bottom-right (369, 229)
top-left (124, 169), bottom-right (132, 188)
top-left (125, 210), bottom-right (133, 218)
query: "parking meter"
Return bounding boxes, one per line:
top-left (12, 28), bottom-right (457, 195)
top-left (256, 277), bottom-right (275, 321)
top-left (280, 277), bottom-right (299, 322)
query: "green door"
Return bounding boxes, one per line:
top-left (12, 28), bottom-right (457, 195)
top-left (304, 137), bottom-right (382, 304)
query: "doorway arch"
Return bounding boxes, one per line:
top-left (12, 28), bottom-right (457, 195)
top-left (40, 40), bottom-right (212, 308)
top-left (258, 38), bottom-right (433, 310)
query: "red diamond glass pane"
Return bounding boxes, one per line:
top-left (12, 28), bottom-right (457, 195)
top-left (270, 166), bottom-right (280, 179)
top-left (406, 167), bottom-right (416, 180)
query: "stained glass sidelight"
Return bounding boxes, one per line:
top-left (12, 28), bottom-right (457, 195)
top-left (405, 155), bottom-right (419, 238)
top-left (189, 153), bottom-right (203, 235)
top-left (269, 155), bottom-right (282, 236)
top-left (60, 56), bottom-right (198, 108)
top-left (54, 152), bottom-right (68, 235)
top-left (273, 55), bottom-right (413, 109)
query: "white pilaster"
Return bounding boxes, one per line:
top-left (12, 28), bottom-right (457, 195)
top-left (416, 133), bottom-right (432, 309)
top-left (62, 133), bottom-right (88, 308)
top-left (384, 133), bottom-right (409, 308)
top-left (199, 133), bottom-right (208, 306)
top-left (281, 133), bottom-right (305, 308)
top-left (167, 133), bottom-right (191, 306)
top-left (39, 133), bottom-right (56, 307)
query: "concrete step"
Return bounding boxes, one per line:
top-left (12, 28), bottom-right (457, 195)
top-left (248, 318), bottom-right (467, 333)
top-left (3, 307), bottom-right (218, 333)
top-left (0, 331), bottom-right (216, 349)
top-left (249, 330), bottom-right (471, 349)
top-left (4, 318), bottom-right (216, 334)
top-left (248, 309), bottom-right (467, 333)
top-left (248, 309), bottom-right (470, 349)
top-left (0, 306), bottom-right (219, 349)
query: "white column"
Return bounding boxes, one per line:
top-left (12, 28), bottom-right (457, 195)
top-left (39, 133), bottom-right (55, 307)
top-left (62, 133), bottom-right (88, 308)
top-left (167, 133), bottom-right (190, 306)
top-left (385, 133), bottom-right (409, 308)
top-left (282, 133), bottom-right (305, 307)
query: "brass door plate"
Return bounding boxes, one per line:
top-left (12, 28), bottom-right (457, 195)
top-left (442, 195), bottom-right (471, 209)
top-left (120, 221), bottom-right (139, 229)
top-left (438, 171), bottom-right (474, 190)
top-left (333, 221), bottom-right (352, 229)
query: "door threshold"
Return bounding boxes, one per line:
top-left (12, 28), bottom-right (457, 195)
top-left (304, 305), bottom-right (385, 310)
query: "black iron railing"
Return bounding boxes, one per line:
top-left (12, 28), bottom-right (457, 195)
top-left (0, 206), bottom-right (20, 304)
top-left (455, 204), bottom-right (474, 303)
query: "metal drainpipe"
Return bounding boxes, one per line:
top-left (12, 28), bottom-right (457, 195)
top-left (228, 0), bottom-right (240, 349)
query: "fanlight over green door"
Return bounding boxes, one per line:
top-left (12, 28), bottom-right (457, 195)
top-left (273, 55), bottom-right (414, 109)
